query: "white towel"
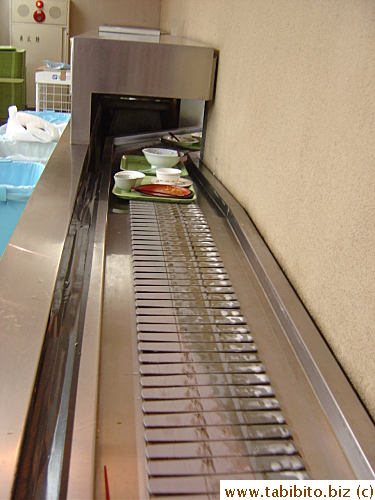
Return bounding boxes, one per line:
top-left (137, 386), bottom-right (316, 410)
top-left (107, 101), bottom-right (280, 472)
top-left (5, 106), bottom-right (61, 143)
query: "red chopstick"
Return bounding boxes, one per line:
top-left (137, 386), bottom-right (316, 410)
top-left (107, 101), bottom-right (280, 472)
top-left (104, 465), bottom-right (110, 500)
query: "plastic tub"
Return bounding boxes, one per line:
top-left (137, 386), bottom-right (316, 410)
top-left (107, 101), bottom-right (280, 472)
top-left (0, 161), bottom-right (44, 258)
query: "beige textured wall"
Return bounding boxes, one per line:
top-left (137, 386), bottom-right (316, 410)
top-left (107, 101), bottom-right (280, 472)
top-left (161, 0), bottom-right (375, 419)
top-left (70, 0), bottom-right (160, 37)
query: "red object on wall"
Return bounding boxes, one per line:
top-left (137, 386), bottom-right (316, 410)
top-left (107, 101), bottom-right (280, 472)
top-left (33, 10), bottom-right (45, 22)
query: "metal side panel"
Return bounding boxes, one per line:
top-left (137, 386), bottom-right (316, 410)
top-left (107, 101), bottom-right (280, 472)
top-left (95, 207), bottom-right (148, 500)
top-left (66, 139), bottom-right (112, 499)
top-left (187, 154), bottom-right (375, 480)
top-left (0, 125), bottom-right (87, 499)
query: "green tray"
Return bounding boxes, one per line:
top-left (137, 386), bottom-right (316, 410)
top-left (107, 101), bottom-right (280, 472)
top-left (120, 154), bottom-right (188, 176)
top-left (112, 176), bottom-right (196, 204)
top-left (161, 134), bottom-right (201, 151)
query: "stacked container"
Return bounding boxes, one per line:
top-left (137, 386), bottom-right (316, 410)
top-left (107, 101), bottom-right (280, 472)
top-left (0, 46), bottom-right (26, 121)
top-left (0, 110), bottom-right (70, 259)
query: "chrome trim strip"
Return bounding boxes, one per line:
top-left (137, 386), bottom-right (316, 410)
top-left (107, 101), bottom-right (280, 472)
top-left (66, 147), bottom-right (110, 499)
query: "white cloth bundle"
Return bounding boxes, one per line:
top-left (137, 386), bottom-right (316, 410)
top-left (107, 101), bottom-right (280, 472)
top-left (5, 106), bottom-right (61, 143)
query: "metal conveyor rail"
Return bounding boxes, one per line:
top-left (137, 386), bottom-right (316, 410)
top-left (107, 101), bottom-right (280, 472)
top-left (130, 200), bottom-right (309, 496)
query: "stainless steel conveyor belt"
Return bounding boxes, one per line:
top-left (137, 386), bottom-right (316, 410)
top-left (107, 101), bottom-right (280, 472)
top-left (130, 200), bottom-right (309, 495)
top-left (92, 136), bottom-right (375, 498)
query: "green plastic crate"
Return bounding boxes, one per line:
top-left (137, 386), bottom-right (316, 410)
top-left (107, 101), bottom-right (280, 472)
top-left (0, 78), bottom-right (26, 120)
top-left (0, 49), bottom-right (26, 79)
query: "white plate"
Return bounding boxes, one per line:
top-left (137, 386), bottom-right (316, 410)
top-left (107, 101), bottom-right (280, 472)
top-left (191, 132), bottom-right (202, 139)
top-left (150, 177), bottom-right (193, 188)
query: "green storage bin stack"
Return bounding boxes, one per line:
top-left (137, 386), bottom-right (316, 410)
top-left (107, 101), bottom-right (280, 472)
top-left (0, 47), bottom-right (26, 121)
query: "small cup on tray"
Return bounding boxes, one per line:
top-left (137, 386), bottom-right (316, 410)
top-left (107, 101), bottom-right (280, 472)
top-left (114, 170), bottom-right (145, 191)
top-left (155, 167), bottom-right (181, 185)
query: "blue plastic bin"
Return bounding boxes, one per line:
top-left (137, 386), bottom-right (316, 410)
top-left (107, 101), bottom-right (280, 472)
top-left (0, 161), bottom-right (44, 258)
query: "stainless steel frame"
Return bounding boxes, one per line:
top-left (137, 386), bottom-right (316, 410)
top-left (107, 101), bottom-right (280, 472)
top-left (70, 31), bottom-right (217, 145)
top-left (1, 126), bottom-right (375, 499)
top-left (0, 126), bottom-right (87, 498)
top-left (188, 156), bottom-right (375, 480)
top-left (65, 142), bottom-right (110, 499)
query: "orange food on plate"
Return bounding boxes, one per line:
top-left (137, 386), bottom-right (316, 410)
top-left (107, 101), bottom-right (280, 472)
top-left (133, 184), bottom-right (192, 198)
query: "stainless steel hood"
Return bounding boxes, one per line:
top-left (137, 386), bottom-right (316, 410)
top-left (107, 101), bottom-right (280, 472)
top-left (70, 30), bottom-right (217, 145)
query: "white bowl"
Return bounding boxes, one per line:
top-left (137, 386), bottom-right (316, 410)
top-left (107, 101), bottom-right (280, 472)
top-left (142, 147), bottom-right (180, 168)
top-left (156, 167), bottom-right (182, 184)
top-left (114, 170), bottom-right (144, 191)
top-left (131, 171), bottom-right (146, 187)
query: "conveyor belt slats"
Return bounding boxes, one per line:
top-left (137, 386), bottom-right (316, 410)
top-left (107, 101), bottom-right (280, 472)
top-left (130, 200), bottom-right (310, 496)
